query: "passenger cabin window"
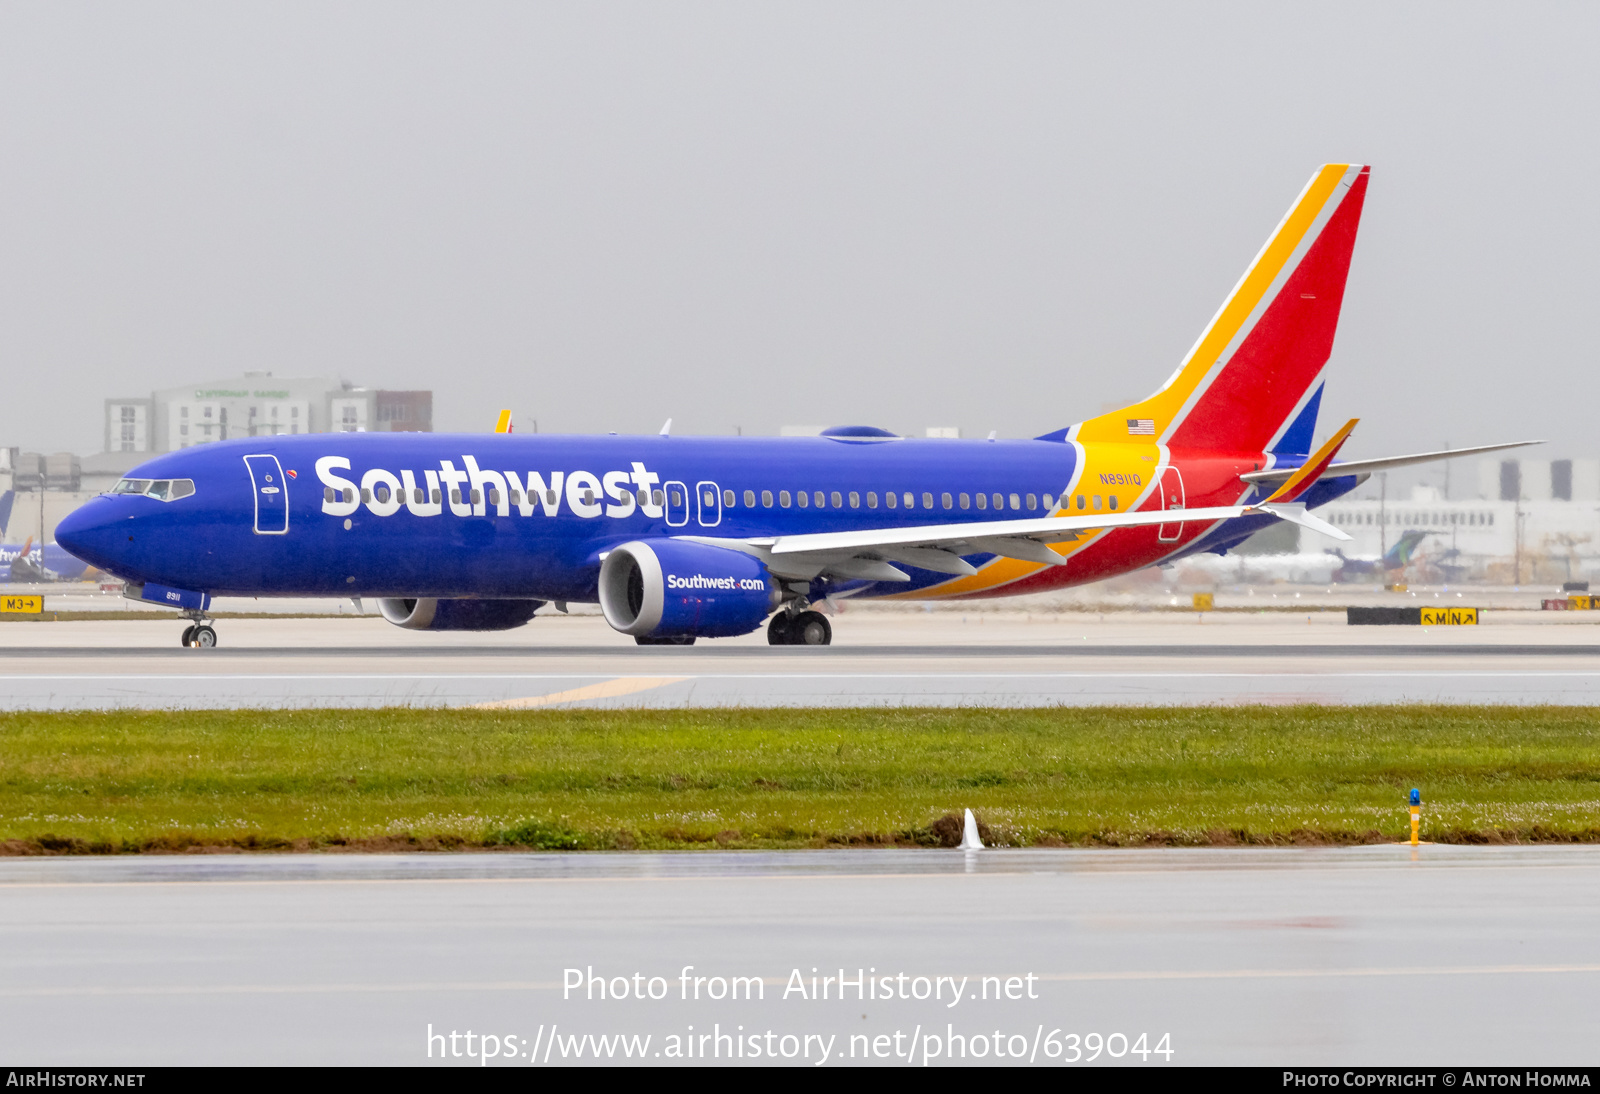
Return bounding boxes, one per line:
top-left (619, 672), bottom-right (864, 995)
top-left (992, 493), bottom-right (1003, 510)
top-left (797, 491), bottom-right (809, 508)
top-left (886, 492), bottom-right (897, 509)
top-left (814, 491), bottom-right (825, 508)
top-left (1009, 493), bottom-right (1020, 510)
top-left (903, 492), bottom-right (915, 509)
top-left (831, 491), bottom-right (842, 508)
top-left (976, 493), bottom-right (987, 510)
top-left (762, 490), bottom-right (773, 507)
top-left (724, 489), bottom-right (736, 507)
top-left (849, 491), bottom-right (860, 508)
top-left (779, 490), bottom-right (791, 507)
top-left (959, 493), bottom-right (970, 509)
top-left (867, 492), bottom-right (878, 508)
top-left (1026, 493), bottom-right (1037, 510)
top-left (942, 492), bottom-right (953, 509)
top-left (922, 492), bottom-right (933, 509)
top-left (744, 490), bottom-right (756, 507)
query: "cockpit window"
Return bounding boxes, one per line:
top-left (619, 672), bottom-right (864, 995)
top-left (110, 478), bottom-right (195, 501)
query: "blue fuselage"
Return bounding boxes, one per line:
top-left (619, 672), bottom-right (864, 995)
top-left (54, 432), bottom-right (1355, 604)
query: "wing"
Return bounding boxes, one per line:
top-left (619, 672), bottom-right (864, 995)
top-left (688, 500), bottom-right (1347, 582)
top-left (689, 426), bottom-right (1363, 583)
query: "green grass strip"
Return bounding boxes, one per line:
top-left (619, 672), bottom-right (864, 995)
top-left (1, 706), bottom-right (1597, 853)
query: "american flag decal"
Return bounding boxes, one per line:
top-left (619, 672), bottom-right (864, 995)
top-left (1126, 419), bottom-right (1154, 436)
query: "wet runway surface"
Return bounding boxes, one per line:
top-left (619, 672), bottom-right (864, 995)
top-left (4, 614), bottom-right (1600, 707)
top-left (2, 845), bottom-right (1595, 1065)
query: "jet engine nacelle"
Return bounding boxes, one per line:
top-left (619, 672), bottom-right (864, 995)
top-left (599, 539), bottom-right (779, 639)
top-left (377, 598), bottom-right (542, 631)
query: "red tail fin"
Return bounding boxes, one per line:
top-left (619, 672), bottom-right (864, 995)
top-left (1071, 164), bottom-right (1370, 453)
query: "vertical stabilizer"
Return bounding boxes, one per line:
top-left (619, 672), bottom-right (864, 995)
top-left (1069, 164), bottom-right (1370, 453)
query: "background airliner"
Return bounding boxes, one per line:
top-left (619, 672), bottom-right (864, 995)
top-left (0, 490), bottom-right (92, 583)
top-left (54, 165), bottom-right (1535, 647)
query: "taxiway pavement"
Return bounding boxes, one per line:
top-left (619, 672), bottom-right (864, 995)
top-left (1, 612), bottom-right (1599, 708)
top-left (1, 845), bottom-right (1594, 1066)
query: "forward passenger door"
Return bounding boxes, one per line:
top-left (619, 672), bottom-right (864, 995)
top-left (243, 454), bottom-right (289, 535)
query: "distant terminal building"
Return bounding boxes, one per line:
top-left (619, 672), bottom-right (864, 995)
top-left (0, 375), bottom-right (434, 543)
top-left (104, 373), bottom-right (432, 456)
top-left (1318, 458), bottom-right (1600, 584)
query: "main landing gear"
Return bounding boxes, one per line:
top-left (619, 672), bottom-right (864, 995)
top-left (180, 612), bottom-right (217, 648)
top-left (768, 608), bottom-right (831, 646)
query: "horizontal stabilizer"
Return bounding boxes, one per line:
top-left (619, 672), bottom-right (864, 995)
top-left (1241, 439), bottom-right (1543, 485)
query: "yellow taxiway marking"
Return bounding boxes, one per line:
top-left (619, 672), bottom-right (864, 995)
top-left (471, 676), bottom-right (687, 710)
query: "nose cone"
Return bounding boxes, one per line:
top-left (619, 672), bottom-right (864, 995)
top-left (53, 498), bottom-right (125, 574)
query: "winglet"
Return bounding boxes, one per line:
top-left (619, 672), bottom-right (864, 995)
top-left (494, 410), bottom-right (514, 434)
top-left (1260, 418), bottom-right (1358, 504)
top-left (659, 418), bottom-right (673, 437)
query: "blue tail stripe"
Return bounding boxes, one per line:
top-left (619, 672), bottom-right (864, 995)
top-left (1271, 383), bottom-right (1324, 455)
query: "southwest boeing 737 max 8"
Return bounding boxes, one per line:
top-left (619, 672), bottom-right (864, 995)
top-left (54, 165), bottom-right (1535, 647)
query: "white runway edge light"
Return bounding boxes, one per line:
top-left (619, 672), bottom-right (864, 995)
top-left (959, 809), bottom-right (985, 851)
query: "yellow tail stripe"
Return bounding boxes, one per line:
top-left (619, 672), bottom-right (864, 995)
top-left (472, 676), bottom-right (686, 709)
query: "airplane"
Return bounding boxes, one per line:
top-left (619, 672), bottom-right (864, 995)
top-left (0, 537), bottom-right (94, 583)
top-left (1329, 529), bottom-right (1430, 581)
top-left (53, 164), bottom-right (1540, 649)
top-left (0, 491), bottom-right (93, 583)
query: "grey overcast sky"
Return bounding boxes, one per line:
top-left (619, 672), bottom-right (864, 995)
top-left (0, 2), bottom-right (1595, 462)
